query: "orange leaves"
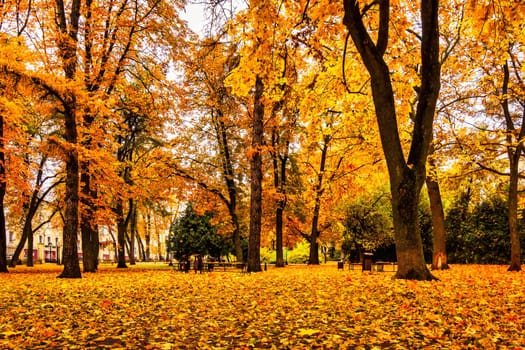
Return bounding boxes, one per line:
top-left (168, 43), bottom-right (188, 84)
top-left (1, 264), bottom-right (524, 348)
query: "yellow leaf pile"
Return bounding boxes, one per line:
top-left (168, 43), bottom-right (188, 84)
top-left (0, 264), bottom-right (524, 349)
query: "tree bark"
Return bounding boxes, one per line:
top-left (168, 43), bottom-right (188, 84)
top-left (247, 76), bottom-right (264, 273)
top-left (80, 169), bottom-right (99, 272)
top-left (343, 0), bottom-right (440, 280)
top-left (502, 62), bottom-right (522, 272)
top-left (129, 201), bottom-right (137, 265)
top-left (212, 110), bottom-right (243, 262)
top-left (308, 134), bottom-right (330, 264)
top-left (145, 211), bottom-right (151, 261)
top-left (0, 112), bottom-right (7, 273)
top-left (271, 127), bottom-right (289, 268)
top-left (58, 104), bottom-right (82, 279)
top-left (426, 148), bottom-right (449, 270)
top-left (115, 198), bottom-right (128, 268)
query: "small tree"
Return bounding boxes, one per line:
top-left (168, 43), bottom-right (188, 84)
top-left (342, 197), bottom-right (393, 261)
top-left (167, 204), bottom-right (227, 261)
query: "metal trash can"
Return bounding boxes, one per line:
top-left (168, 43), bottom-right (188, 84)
top-left (362, 252), bottom-right (373, 271)
top-left (337, 261), bottom-right (344, 270)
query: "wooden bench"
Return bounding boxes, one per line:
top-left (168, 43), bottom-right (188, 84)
top-left (373, 261), bottom-right (398, 272)
top-left (203, 262), bottom-right (247, 272)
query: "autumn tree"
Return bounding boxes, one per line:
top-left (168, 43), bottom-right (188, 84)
top-left (0, 0), bottom-right (33, 273)
top-left (175, 34), bottom-right (248, 263)
top-left (465, 1), bottom-right (524, 271)
top-left (437, 0), bottom-right (524, 271)
top-left (343, 0), bottom-right (440, 280)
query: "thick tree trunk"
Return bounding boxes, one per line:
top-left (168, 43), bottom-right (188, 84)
top-left (426, 154), bottom-right (449, 270)
top-left (80, 161), bottom-right (99, 272)
top-left (392, 171), bottom-right (435, 279)
top-left (247, 76), bottom-right (264, 273)
top-left (56, 0), bottom-right (82, 279)
top-left (58, 108), bottom-right (82, 279)
top-left (343, 0), bottom-right (440, 280)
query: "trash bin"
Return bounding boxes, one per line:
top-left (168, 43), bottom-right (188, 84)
top-left (362, 252), bottom-right (373, 271)
top-left (337, 261), bottom-right (344, 270)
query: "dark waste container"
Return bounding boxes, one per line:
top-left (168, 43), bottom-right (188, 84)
top-left (362, 252), bottom-right (373, 271)
top-left (337, 261), bottom-right (344, 270)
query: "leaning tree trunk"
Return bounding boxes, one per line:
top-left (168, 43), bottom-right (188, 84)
top-left (247, 76), bottom-right (264, 273)
top-left (9, 229), bottom-right (27, 267)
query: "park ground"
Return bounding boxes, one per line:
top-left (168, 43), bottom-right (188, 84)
top-left (0, 263), bottom-right (524, 349)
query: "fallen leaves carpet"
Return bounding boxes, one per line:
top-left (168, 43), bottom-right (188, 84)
top-left (0, 264), bottom-right (524, 349)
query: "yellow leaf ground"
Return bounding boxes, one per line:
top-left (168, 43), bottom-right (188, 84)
top-left (0, 264), bottom-right (523, 349)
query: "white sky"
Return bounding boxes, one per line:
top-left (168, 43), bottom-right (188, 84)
top-left (181, 3), bottom-right (207, 35)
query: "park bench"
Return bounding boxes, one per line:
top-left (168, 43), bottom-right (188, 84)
top-left (342, 261), bottom-right (397, 272)
top-left (373, 261), bottom-right (398, 272)
top-left (204, 261), bottom-right (247, 272)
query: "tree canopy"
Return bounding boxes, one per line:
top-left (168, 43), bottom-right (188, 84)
top-left (0, 0), bottom-right (524, 278)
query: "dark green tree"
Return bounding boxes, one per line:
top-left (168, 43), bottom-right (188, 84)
top-left (446, 193), bottom-right (523, 264)
top-left (341, 194), bottom-right (394, 261)
top-left (167, 204), bottom-right (227, 261)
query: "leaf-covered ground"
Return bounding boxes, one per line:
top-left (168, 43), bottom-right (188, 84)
top-left (0, 264), bottom-right (524, 349)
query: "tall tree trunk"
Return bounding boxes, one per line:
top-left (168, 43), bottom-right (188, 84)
top-left (115, 199), bottom-right (128, 268)
top-left (507, 158), bottom-right (521, 271)
top-left (26, 222), bottom-right (34, 267)
top-left (129, 201), bottom-right (137, 265)
top-left (271, 127), bottom-right (289, 268)
top-left (0, 114), bottom-right (6, 273)
top-left (137, 234), bottom-right (145, 261)
top-left (55, 0), bottom-right (82, 279)
top-left (247, 76), bottom-right (264, 273)
top-left (213, 109), bottom-right (243, 262)
top-left (426, 148), bottom-right (449, 270)
top-left (502, 62), bottom-right (522, 272)
top-left (80, 169), bottom-right (99, 272)
top-left (145, 211), bottom-right (151, 261)
top-left (343, 0), bottom-right (440, 280)
top-left (58, 106), bottom-right (82, 278)
top-left (308, 135), bottom-right (330, 265)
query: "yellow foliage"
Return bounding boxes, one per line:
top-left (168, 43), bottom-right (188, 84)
top-left (0, 264), bottom-right (524, 348)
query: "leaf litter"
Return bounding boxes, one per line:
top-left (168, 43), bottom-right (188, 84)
top-left (0, 264), bottom-right (524, 349)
